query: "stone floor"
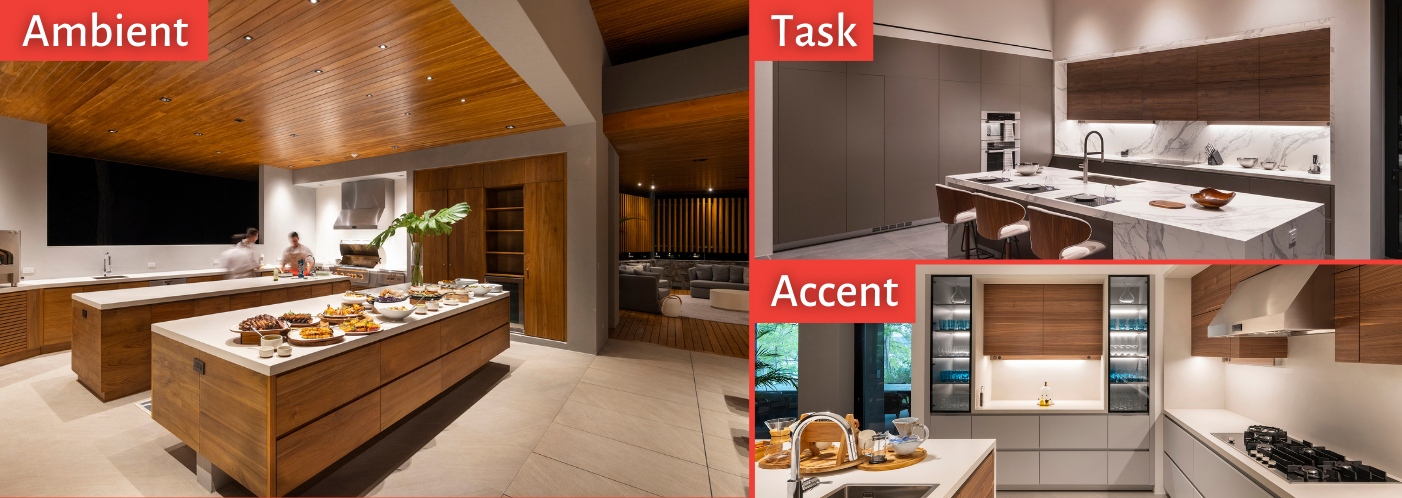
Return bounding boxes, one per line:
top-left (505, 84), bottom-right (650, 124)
top-left (762, 223), bottom-right (949, 260)
top-left (997, 493), bottom-right (1157, 498)
top-left (0, 339), bottom-right (751, 497)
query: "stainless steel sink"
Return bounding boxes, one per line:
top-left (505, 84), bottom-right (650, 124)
top-left (89, 275), bottom-right (129, 280)
top-left (819, 484), bottom-right (940, 498)
top-left (1085, 175), bottom-right (1143, 187)
top-left (1150, 158), bottom-right (1202, 166)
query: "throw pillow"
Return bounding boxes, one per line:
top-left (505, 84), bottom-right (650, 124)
top-left (694, 264), bottom-right (713, 281)
top-left (729, 266), bottom-right (745, 283)
top-left (624, 265), bottom-right (644, 275)
top-left (712, 265), bottom-right (731, 283)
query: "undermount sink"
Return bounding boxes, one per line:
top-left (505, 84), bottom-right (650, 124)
top-left (89, 275), bottom-right (129, 280)
top-left (820, 484), bottom-right (940, 498)
top-left (1084, 175), bottom-right (1143, 187)
top-left (1149, 158), bottom-right (1202, 167)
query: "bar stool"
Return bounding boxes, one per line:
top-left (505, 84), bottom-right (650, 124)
top-left (971, 193), bottom-right (1031, 259)
top-left (935, 185), bottom-right (982, 259)
top-left (1027, 205), bottom-right (1106, 259)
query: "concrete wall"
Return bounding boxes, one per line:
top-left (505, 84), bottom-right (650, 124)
top-left (875, 0), bottom-right (1055, 58)
top-left (797, 323), bottom-right (856, 415)
top-left (603, 36), bottom-right (749, 114)
top-left (1052, 0), bottom-right (1384, 258)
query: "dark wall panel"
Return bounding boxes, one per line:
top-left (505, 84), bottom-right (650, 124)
top-left (846, 73), bottom-right (886, 231)
top-left (981, 51), bottom-right (1022, 86)
top-left (776, 68), bottom-right (848, 244)
top-left (940, 45), bottom-right (982, 83)
top-left (1020, 83), bottom-right (1054, 166)
top-left (940, 80), bottom-right (983, 179)
top-left (884, 77), bottom-right (941, 224)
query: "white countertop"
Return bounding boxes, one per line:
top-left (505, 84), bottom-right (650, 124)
top-left (1058, 154), bottom-right (1333, 185)
top-left (976, 399), bottom-right (1106, 414)
top-left (1165, 408), bottom-right (1402, 498)
top-left (72, 274), bottom-right (351, 310)
top-left (0, 267), bottom-right (276, 295)
top-left (753, 439), bottom-right (996, 498)
top-left (949, 167), bottom-right (1324, 242)
top-left (152, 286), bottom-right (509, 376)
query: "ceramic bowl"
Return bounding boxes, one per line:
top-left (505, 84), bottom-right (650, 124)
top-left (1190, 188), bottom-right (1237, 209)
top-left (1015, 163), bottom-right (1038, 176)
top-left (378, 306), bottom-right (415, 321)
top-left (471, 286), bottom-right (490, 296)
top-left (892, 439), bottom-right (922, 456)
top-left (341, 294), bottom-right (368, 305)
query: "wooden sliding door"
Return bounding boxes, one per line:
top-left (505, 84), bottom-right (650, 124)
top-left (524, 181), bottom-right (566, 341)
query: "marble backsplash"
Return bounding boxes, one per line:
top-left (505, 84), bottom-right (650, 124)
top-left (1052, 19), bottom-right (1333, 176)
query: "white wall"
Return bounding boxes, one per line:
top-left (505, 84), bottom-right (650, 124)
top-left (988, 359), bottom-right (1103, 401)
top-left (1226, 334), bottom-right (1402, 475)
top-left (754, 61), bottom-right (775, 258)
top-left (875, 0), bottom-right (1054, 57)
top-left (1161, 277), bottom-right (1226, 410)
top-left (310, 179), bottom-right (408, 271)
top-left (260, 165), bottom-right (317, 270)
top-left (1052, 0), bottom-right (1384, 257)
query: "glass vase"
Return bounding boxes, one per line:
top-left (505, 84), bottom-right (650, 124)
top-left (409, 241), bottom-right (424, 286)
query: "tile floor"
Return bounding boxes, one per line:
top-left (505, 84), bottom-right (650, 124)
top-left (0, 339), bottom-right (751, 497)
top-left (762, 223), bottom-right (949, 260)
top-left (997, 493), bottom-right (1156, 498)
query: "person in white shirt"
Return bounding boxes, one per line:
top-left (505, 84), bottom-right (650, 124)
top-left (220, 228), bottom-right (261, 279)
top-left (281, 231), bottom-right (315, 273)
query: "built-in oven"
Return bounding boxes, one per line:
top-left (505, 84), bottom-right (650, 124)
top-left (980, 141), bottom-right (1020, 172)
top-left (981, 111), bottom-right (1019, 141)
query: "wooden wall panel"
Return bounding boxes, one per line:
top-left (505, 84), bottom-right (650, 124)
top-left (983, 285), bottom-right (1043, 357)
top-left (1042, 284), bottom-right (1104, 357)
top-left (273, 343), bottom-right (380, 436)
top-left (621, 194), bottom-right (655, 254)
top-left (1335, 266), bottom-right (1361, 363)
top-left (589, 0), bottom-right (747, 64)
top-left (654, 196), bottom-right (748, 255)
top-left (152, 333), bottom-right (202, 452)
top-left (525, 181), bottom-right (568, 341)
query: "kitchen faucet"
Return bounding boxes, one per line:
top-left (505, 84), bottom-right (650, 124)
top-left (1082, 131), bottom-right (1105, 188)
top-left (788, 412), bottom-right (859, 498)
top-left (103, 252), bottom-right (113, 277)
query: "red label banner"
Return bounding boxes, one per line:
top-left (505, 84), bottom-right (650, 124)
top-left (749, 0), bottom-right (872, 61)
top-left (749, 260), bottom-right (914, 324)
top-left (0, 0), bottom-right (208, 61)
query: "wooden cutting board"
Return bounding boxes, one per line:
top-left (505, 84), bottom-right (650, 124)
top-left (1150, 200), bottom-right (1186, 209)
top-left (858, 448), bottom-right (927, 471)
top-left (757, 446), bottom-right (873, 473)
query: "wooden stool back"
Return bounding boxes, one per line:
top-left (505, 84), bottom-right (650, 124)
top-left (935, 185), bottom-right (974, 225)
top-left (1028, 206), bottom-right (1092, 259)
top-left (971, 193), bottom-right (1026, 241)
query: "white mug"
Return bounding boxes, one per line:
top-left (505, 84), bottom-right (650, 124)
top-left (892, 417), bottom-right (929, 439)
top-left (427, 300), bottom-right (440, 311)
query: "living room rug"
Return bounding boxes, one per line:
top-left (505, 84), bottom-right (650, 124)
top-left (676, 295), bottom-right (749, 325)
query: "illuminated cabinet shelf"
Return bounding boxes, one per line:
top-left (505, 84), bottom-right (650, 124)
top-left (930, 275), bottom-right (973, 413)
top-left (1109, 275), bottom-right (1150, 413)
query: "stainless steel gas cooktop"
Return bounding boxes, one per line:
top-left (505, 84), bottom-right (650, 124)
top-left (1212, 426), bottom-right (1398, 484)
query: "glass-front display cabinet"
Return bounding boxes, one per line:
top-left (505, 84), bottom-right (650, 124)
top-left (930, 275), bottom-right (972, 413)
top-left (1108, 275), bottom-right (1150, 413)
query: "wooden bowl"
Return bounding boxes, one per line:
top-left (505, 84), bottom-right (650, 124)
top-left (1190, 188), bottom-right (1236, 209)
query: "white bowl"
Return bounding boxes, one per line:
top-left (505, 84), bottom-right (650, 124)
top-left (341, 295), bottom-right (367, 305)
top-left (471, 286), bottom-right (490, 296)
top-left (892, 439), bottom-right (922, 456)
top-left (1015, 163), bottom-right (1038, 176)
top-left (378, 306), bottom-right (415, 321)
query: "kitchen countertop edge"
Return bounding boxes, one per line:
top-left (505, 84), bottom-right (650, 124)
top-left (0, 267), bottom-right (261, 295)
top-left (72, 274), bottom-right (353, 310)
top-left (753, 439), bottom-right (996, 498)
top-left (1054, 154), bottom-right (1334, 185)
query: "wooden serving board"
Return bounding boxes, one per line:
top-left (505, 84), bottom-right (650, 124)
top-left (286, 334), bottom-right (344, 346)
top-left (857, 448), bottom-right (927, 471)
top-left (1150, 200), bottom-right (1186, 209)
top-left (757, 446), bottom-right (872, 473)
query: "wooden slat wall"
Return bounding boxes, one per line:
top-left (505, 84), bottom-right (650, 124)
top-left (0, 292), bottom-right (27, 356)
top-left (655, 197), bottom-right (748, 255)
top-left (620, 194), bottom-right (654, 253)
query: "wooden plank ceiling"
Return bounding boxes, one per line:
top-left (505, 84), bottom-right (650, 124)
top-left (604, 91), bottom-right (748, 194)
top-left (0, 0), bottom-right (562, 180)
top-left (590, 0), bottom-right (748, 64)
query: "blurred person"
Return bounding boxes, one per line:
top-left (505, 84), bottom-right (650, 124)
top-left (220, 228), bottom-right (260, 278)
top-left (281, 231), bottom-right (315, 273)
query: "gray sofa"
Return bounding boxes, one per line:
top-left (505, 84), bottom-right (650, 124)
top-left (620, 270), bottom-right (670, 314)
top-left (689, 265), bottom-right (748, 299)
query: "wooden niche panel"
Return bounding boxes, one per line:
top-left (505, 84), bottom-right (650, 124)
top-left (1335, 266), bottom-right (1360, 363)
top-left (1360, 265), bottom-right (1402, 365)
top-left (1197, 38), bottom-right (1259, 83)
top-left (983, 285), bottom-right (1043, 357)
top-left (1259, 76), bottom-right (1329, 122)
top-left (1042, 284), bottom-right (1104, 357)
top-left (524, 181), bottom-right (567, 341)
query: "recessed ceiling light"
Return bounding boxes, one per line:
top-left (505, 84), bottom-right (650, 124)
top-left (159, 97), bottom-right (171, 102)
top-left (309, 0), bottom-right (317, 3)
top-left (650, 185), bottom-right (655, 189)
top-left (314, 159), bottom-right (320, 162)
top-left (505, 125), bottom-right (515, 129)
top-left (234, 118), bottom-right (244, 123)
top-left (378, 44), bottom-right (387, 49)
top-left (194, 132), bottom-right (203, 136)
top-left (460, 98), bottom-right (466, 102)
top-left (426, 76), bottom-right (433, 80)
top-left (243, 35), bottom-right (253, 40)
top-left (391, 146), bottom-right (399, 148)
top-left (637, 183), bottom-right (641, 186)
top-left (366, 94), bottom-right (373, 97)
top-left (693, 158), bottom-right (708, 162)
top-left (314, 69), bottom-right (322, 74)
top-left (108, 130), bottom-right (117, 133)
top-left (351, 153), bottom-right (359, 158)
top-left (708, 188), bottom-right (713, 192)
top-left (290, 134), bottom-right (297, 137)
top-left (404, 112), bottom-right (411, 115)
top-left (216, 151), bottom-right (223, 154)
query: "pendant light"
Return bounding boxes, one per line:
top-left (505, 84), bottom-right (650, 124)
top-left (951, 286), bottom-right (968, 304)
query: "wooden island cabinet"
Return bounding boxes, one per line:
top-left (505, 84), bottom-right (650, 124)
top-left (152, 290), bottom-right (510, 496)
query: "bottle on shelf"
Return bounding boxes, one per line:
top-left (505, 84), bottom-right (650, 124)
top-left (1037, 381), bottom-right (1053, 406)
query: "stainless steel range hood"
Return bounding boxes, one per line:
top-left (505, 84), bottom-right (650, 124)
top-left (1208, 265), bottom-right (1334, 338)
top-left (334, 179), bottom-right (394, 229)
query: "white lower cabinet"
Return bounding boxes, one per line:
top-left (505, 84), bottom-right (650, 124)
top-left (995, 450), bottom-right (1040, 485)
top-left (930, 415), bottom-right (971, 439)
top-left (1040, 415), bottom-right (1108, 449)
top-left (973, 415), bottom-right (1040, 449)
top-left (1108, 415), bottom-right (1152, 449)
top-left (1192, 440), bottom-right (1272, 498)
top-left (1166, 452), bottom-right (1202, 498)
top-left (1038, 451), bottom-right (1108, 485)
top-left (1165, 419), bottom-right (1196, 479)
top-left (1108, 451), bottom-right (1152, 485)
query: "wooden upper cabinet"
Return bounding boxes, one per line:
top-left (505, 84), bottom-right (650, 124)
top-left (983, 285), bottom-right (1044, 357)
top-left (1259, 29), bottom-right (1330, 80)
top-left (1359, 265), bottom-right (1402, 365)
top-left (1229, 265), bottom-right (1274, 292)
top-left (1197, 38), bottom-right (1259, 83)
top-left (1231, 337), bottom-right (1288, 359)
top-left (1197, 80), bottom-right (1259, 121)
top-left (1142, 47), bottom-right (1198, 87)
top-left (1095, 88), bottom-right (1144, 120)
top-left (1067, 59), bottom-right (1106, 92)
top-left (1191, 308), bottom-right (1230, 357)
top-left (1142, 84), bottom-right (1197, 121)
top-left (1065, 91), bottom-right (1098, 121)
top-left (1259, 76), bottom-right (1329, 121)
top-left (1190, 265), bottom-right (1231, 317)
top-left (1335, 266), bottom-right (1360, 363)
top-left (1042, 284), bottom-right (1104, 357)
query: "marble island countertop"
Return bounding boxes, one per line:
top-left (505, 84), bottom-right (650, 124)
top-left (948, 166), bottom-right (1327, 259)
top-left (152, 285), bottom-right (509, 376)
top-left (72, 274), bottom-right (350, 310)
top-left (1057, 154), bottom-right (1333, 185)
top-left (754, 439), bottom-right (996, 498)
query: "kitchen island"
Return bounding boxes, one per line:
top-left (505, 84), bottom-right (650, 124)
top-left (946, 167), bottom-right (1326, 259)
top-left (151, 286), bottom-right (510, 496)
top-left (754, 439), bottom-right (996, 498)
top-left (68, 275), bottom-right (352, 401)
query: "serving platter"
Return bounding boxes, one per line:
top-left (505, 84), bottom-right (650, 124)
top-left (337, 318), bottom-right (383, 336)
top-left (318, 312), bottom-right (365, 324)
top-left (286, 328), bottom-right (345, 346)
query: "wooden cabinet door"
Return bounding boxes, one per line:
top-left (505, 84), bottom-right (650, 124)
top-left (983, 285), bottom-right (1043, 357)
top-left (1093, 88), bottom-right (1143, 120)
top-left (414, 190), bottom-right (449, 284)
top-left (1066, 58), bottom-right (1106, 92)
top-left (1066, 90), bottom-right (1099, 121)
top-left (952, 452), bottom-right (994, 498)
top-left (40, 287), bottom-right (81, 346)
top-left (1190, 265), bottom-right (1231, 317)
top-left (1043, 284), bottom-right (1103, 357)
top-left (1142, 84), bottom-right (1197, 121)
top-left (1197, 38), bottom-right (1259, 83)
top-left (1360, 265), bottom-right (1402, 365)
top-left (1259, 29), bottom-right (1329, 79)
top-left (1229, 265), bottom-right (1274, 292)
top-left (1231, 337), bottom-right (1288, 359)
top-left (447, 188), bottom-right (486, 281)
top-left (1142, 47), bottom-right (1197, 87)
top-left (524, 181), bottom-right (566, 341)
top-left (1259, 76), bottom-right (1329, 121)
top-left (1197, 80), bottom-right (1259, 121)
top-left (1191, 308), bottom-right (1230, 357)
top-left (1335, 266), bottom-right (1360, 363)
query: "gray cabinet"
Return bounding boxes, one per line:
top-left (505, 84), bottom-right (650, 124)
top-left (1109, 450), bottom-right (1153, 485)
top-left (940, 45), bottom-right (982, 83)
top-left (1166, 454), bottom-right (1202, 498)
top-left (848, 36), bottom-right (940, 79)
top-left (776, 68), bottom-right (848, 244)
top-left (1108, 415), bottom-right (1152, 450)
top-left (1192, 439), bottom-right (1272, 498)
top-left (982, 51), bottom-right (1022, 86)
top-left (846, 73), bottom-right (885, 231)
top-left (1130, 164), bottom-right (1188, 184)
top-left (930, 415), bottom-right (972, 439)
top-left (940, 81), bottom-right (982, 179)
top-left (1021, 84), bottom-right (1054, 166)
top-left (884, 77), bottom-right (941, 224)
top-left (1183, 170), bottom-right (1252, 193)
top-left (981, 83), bottom-right (1020, 113)
top-left (996, 450), bottom-right (1041, 485)
top-left (1040, 451), bottom-right (1109, 485)
top-left (1165, 419), bottom-right (1196, 476)
top-left (1040, 415), bottom-right (1108, 449)
top-left (972, 415), bottom-right (1039, 449)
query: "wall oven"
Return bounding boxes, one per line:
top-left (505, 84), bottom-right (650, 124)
top-left (981, 111), bottom-right (1019, 141)
top-left (980, 141), bottom-right (1020, 172)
